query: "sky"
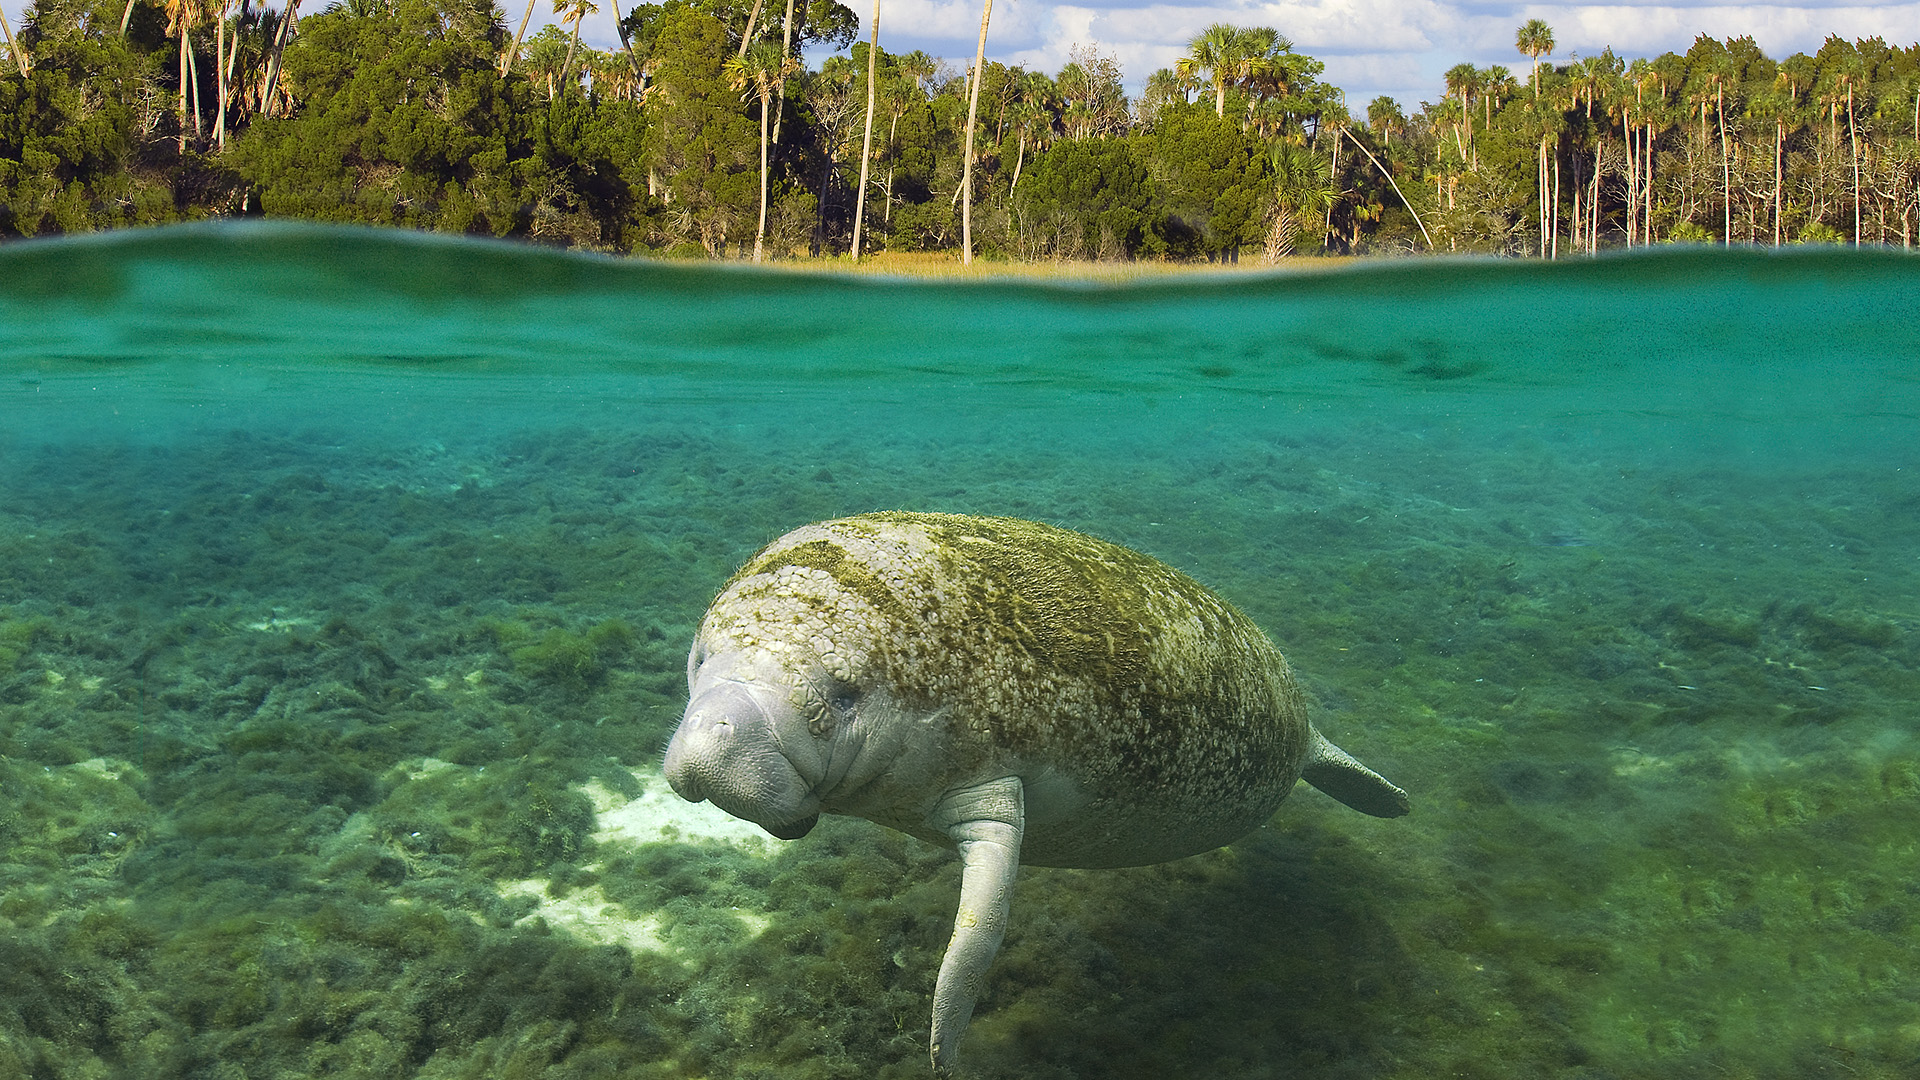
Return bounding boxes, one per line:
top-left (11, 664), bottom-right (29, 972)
top-left (540, 0), bottom-right (1919, 112)
top-left (5, 0), bottom-right (1897, 112)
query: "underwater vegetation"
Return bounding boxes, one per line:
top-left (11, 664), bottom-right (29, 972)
top-left (0, 408), bottom-right (1913, 1080)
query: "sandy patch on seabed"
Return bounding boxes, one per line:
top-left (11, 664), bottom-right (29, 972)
top-left (498, 772), bottom-right (774, 950)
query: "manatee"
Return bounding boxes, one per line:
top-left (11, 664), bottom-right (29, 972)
top-left (662, 511), bottom-right (1408, 1072)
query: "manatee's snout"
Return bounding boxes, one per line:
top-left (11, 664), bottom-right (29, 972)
top-left (662, 662), bottom-right (821, 840)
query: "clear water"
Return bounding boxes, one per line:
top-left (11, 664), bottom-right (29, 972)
top-left (1, 223), bottom-right (1916, 1079)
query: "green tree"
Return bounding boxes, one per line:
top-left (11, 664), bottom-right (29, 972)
top-left (1444, 61), bottom-right (1480, 163)
top-left (2, 0), bottom-right (182, 235)
top-left (640, 5), bottom-right (756, 253)
top-left (1516, 18), bottom-right (1553, 95)
top-left (723, 37), bottom-right (793, 259)
top-left (1263, 139), bottom-right (1332, 257)
top-left (1012, 135), bottom-right (1153, 258)
top-left (1145, 102), bottom-right (1269, 259)
top-left (1177, 21), bottom-right (1237, 118)
top-left (230, 0), bottom-right (542, 234)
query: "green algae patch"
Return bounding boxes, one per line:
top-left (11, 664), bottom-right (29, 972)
top-left (1, 392), bottom-right (1917, 1079)
top-left (507, 620), bottom-right (637, 687)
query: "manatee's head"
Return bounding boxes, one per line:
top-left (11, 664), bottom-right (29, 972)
top-left (662, 539), bottom-right (894, 840)
top-left (662, 646), bottom-right (841, 839)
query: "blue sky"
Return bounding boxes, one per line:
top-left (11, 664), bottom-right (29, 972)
top-left (2, 0), bottom-right (1905, 109)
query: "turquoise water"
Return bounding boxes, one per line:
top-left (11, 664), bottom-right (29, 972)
top-left (1, 223), bottom-right (1917, 1079)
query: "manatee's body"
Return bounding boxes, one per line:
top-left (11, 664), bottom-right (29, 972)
top-left (663, 512), bottom-right (1408, 1072)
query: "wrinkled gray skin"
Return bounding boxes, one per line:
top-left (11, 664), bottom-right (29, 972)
top-left (663, 512), bottom-right (1409, 1073)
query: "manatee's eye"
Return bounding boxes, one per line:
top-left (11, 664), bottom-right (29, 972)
top-left (795, 677), bottom-right (859, 737)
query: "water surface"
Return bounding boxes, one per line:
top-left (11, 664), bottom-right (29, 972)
top-left (1, 224), bottom-right (1916, 1079)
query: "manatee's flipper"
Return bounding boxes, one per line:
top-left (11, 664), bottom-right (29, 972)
top-left (927, 775), bottom-right (1025, 1076)
top-left (1301, 728), bottom-right (1410, 818)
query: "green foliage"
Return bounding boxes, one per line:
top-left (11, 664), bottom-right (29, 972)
top-left (510, 620), bottom-right (636, 685)
top-left (1143, 104), bottom-right (1271, 259)
top-left (0, 614), bottom-right (52, 669)
top-left (230, 0), bottom-right (542, 234)
top-left (1012, 136), bottom-right (1158, 259)
top-left (0, 0), bottom-right (188, 235)
top-left (640, 4), bottom-right (758, 254)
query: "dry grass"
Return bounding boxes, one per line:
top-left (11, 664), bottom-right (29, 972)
top-left (754, 249), bottom-right (1363, 281)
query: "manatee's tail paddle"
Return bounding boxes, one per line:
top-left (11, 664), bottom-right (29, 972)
top-left (1300, 728), bottom-right (1411, 818)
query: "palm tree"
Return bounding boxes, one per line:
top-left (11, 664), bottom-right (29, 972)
top-left (725, 40), bottom-right (795, 262)
top-left (1366, 96), bottom-right (1406, 145)
top-left (851, 0), bottom-right (879, 261)
top-left (958, 0), bottom-right (992, 265)
top-left (1444, 62), bottom-right (1479, 163)
top-left (523, 27), bottom-right (570, 99)
top-left (1768, 54), bottom-right (1817, 245)
top-left (166, 0), bottom-right (204, 152)
top-left (1177, 22), bottom-right (1238, 118)
top-left (553, 0), bottom-right (598, 93)
top-left (602, 0), bottom-right (643, 92)
top-left (1265, 140), bottom-right (1335, 258)
top-left (1515, 19), bottom-right (1553, 97)
top-left (1140, 67), bottom-right (1187, 126)
top-left (1482, 66), bottom-right (1516, 127)
top-left (1520, 92), bottom-right (1565, 256)
top-left (1828, 50), bottom-right (1868, 246)
top-left (1603, 66), bottom-right (1640, 247)
top-left (259, 0), bottom-right (300, 109)
top-left (1699, 55), bottom-right (1735, 244)
top-left (1006, 81), bottom-right (1051, 191)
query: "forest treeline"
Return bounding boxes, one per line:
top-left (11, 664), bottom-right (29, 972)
top-left (1, 0), bottom-right (1918, 258)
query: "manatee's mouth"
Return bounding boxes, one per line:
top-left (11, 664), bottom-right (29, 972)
top-left (763, 814), bottom-right (819, 840)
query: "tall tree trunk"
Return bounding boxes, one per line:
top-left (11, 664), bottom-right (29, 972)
top-left (562, 18), bottom-right (579, 93)
top-left (1551, 143), bottom-right (1560, 258)
top-left (1718, 86), bottom-right (1730, 245)
top-left (1848, 86), bottom-right (1861, 247)
top-left (1538, 134), bottom-right (1549, 256)
top-left (224, 0), bottom-right (246, 132)
top-left (502, 0), bottom-right (535, 75)
top-left (215, 0), bottom-right (227, 149)
top-left (261, 0), bottom-right (300, 110)
top-left (753, 86), bottom-right (769, 261)
top-left (1590, 143), bottom-right (1601, 252)
top-left (1325, 132), bottom-right (1340, 251)
top-left (606, 0), bottom-right (642, 90)
top-left (959, 0), bottom-right (992, 265)
top-left (177, 29), bottom-right (191, 151)
top-left (771, 0), bottom-right (793, 143)
top-left (1644, 121), bottom-right (1655, 245)
top-left (187, 36), bottom-right (203, 138)
top-left (851, 0), bottom-right (879, 261)
top-left (1340, 125), bottom-right (1431, 249)
top-left (0, 4), bottom-right (28, 77)
top-left (1622, 113), bottom-right (1635, 248)
top-left (884, 110), bottom-right (899, 226)
top-left (736, 0), bottom-right (763, 57)
top-left (1774, 119), bottom-right (1784, 247)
